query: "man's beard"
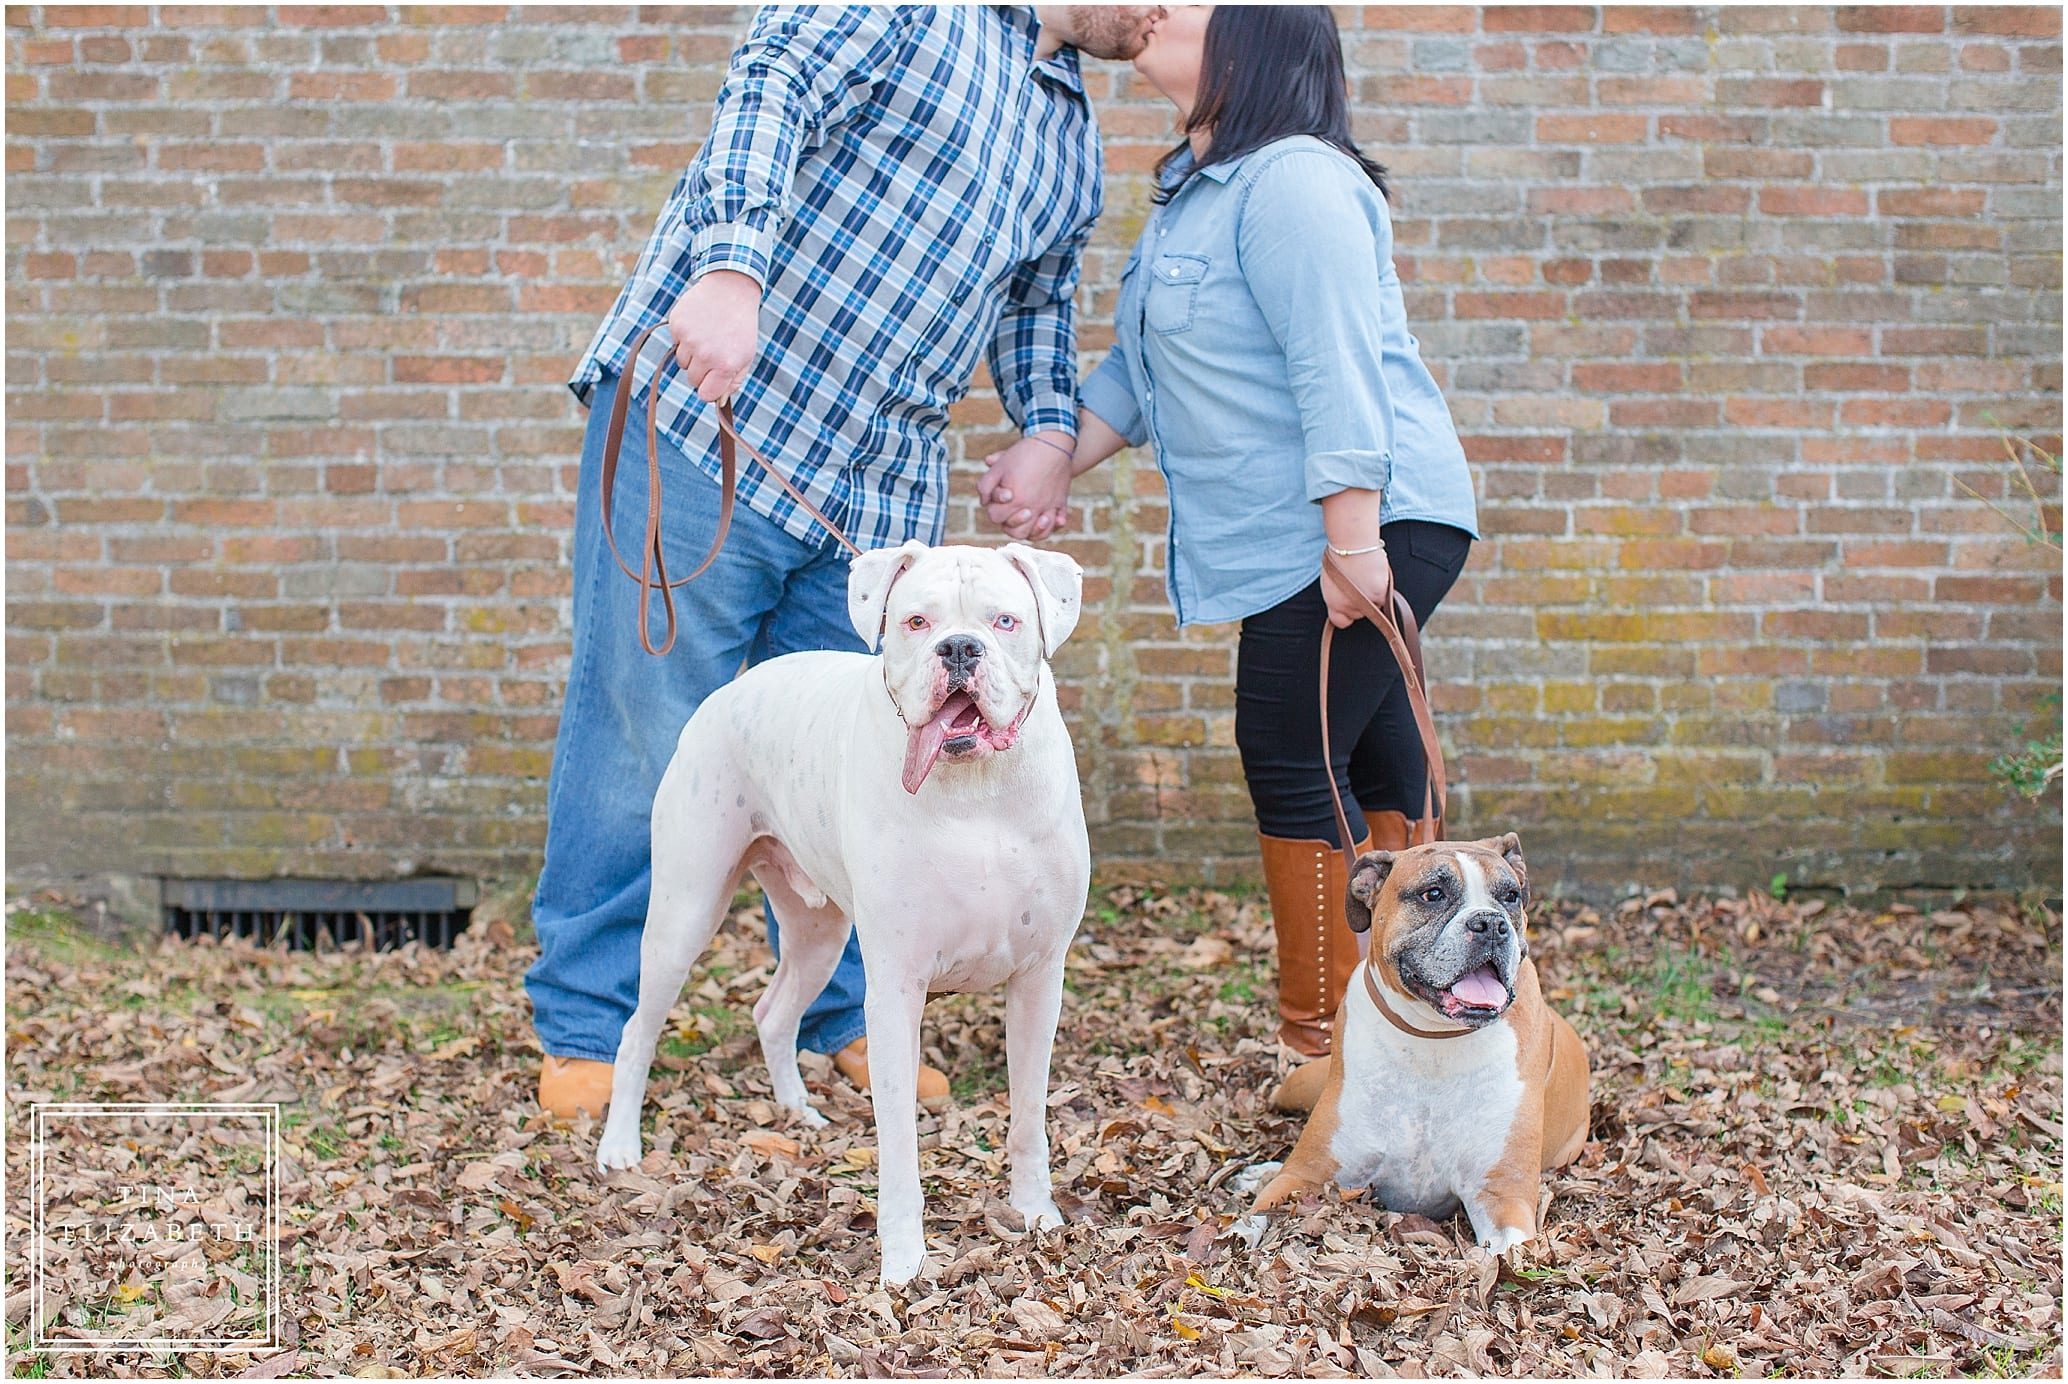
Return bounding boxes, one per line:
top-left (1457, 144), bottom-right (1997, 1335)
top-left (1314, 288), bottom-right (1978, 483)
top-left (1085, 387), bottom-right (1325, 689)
top-left (1066, 5), bottom-right (1151, 61)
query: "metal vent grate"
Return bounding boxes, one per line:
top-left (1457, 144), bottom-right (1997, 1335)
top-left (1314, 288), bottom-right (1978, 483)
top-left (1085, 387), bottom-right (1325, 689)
top-left (162, 878), bottom-right (476, 951)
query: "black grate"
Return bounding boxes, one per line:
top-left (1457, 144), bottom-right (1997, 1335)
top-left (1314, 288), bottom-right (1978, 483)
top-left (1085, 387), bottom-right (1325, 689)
top-left (162, 878), bottom-right (475, 952)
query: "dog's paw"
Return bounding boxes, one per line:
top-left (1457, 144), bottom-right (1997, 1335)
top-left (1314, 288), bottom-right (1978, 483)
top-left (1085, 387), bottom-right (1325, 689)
top-left (595, 1127), bottom-right (643, 1174)
top-left (1476, 1225), bottom-right (1530, 1256)
top-left (1011, 1197), bottom-right (1065, 1233)
top-left (785, 1101), bottom-right (829, 1130)
top-left (879, 1239), bottom-right (928, 1288)
top-left (1227, 1161), bottom-right (1282, 1197)
top-left (1226, 1213), bottom-right (1271, 1251)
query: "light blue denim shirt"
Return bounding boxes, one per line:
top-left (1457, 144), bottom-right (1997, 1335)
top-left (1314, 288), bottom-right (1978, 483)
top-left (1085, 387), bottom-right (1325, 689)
top-left (1082, 135), bottom-right (1478, 626)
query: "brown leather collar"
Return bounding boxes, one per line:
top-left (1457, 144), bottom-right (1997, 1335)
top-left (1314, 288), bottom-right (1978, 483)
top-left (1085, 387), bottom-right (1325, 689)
top-left (1362, 960), bottom-right (1476, 1041)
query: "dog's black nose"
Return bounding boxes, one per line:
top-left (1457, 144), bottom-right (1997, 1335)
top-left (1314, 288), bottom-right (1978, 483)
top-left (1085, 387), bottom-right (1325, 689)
top-left (1465, 912), bottom-right (1510, 936)
top-left (935, 635), bottom-right (983, 672)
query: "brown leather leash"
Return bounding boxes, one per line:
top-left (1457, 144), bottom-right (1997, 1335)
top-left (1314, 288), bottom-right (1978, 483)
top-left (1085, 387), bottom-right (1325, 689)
top-left (600, 321), bottom-right (862, 656)
top-left (1318, 546), bottom-right (1448, 934)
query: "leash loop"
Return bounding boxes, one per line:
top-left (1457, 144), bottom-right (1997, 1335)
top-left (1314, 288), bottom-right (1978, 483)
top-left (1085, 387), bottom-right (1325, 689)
top-left (1318, 547), bottom-right (1448, 927)
top-left (598, 321), bottom-right (862, 656)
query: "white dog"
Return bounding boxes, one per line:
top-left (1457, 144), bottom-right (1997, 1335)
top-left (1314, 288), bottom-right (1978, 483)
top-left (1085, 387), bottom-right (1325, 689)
top-left (596, 540), bottom-right (1092, 1286)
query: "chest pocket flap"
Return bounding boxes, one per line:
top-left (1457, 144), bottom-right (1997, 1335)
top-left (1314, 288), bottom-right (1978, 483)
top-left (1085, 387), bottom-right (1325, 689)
top-left (1145, 253), bottom-right (1210, 334)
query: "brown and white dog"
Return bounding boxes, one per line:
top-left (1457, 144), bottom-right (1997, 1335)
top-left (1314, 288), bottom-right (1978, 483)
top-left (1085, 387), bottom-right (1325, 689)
top-left (1248, 834), bottom-right (1588, 1253)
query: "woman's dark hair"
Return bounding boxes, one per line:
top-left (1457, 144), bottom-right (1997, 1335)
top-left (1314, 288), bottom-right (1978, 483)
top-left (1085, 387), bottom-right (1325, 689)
top-left (1153, 5), bottom-right (1388, 203)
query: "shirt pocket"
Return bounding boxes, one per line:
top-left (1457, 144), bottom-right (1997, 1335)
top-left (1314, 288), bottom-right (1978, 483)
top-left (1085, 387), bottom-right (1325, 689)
top-left (1145, 253), bottom-right (1210, 334)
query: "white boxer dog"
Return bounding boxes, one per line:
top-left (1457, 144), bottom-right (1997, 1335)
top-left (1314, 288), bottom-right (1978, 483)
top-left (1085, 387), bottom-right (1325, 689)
top-left (595, 540), bottom-right (1091, 1286)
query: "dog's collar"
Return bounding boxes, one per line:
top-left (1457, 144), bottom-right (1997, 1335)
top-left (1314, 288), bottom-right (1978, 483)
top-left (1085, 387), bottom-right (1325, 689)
top-left (1362, 960), bottom-right (1475, 1041)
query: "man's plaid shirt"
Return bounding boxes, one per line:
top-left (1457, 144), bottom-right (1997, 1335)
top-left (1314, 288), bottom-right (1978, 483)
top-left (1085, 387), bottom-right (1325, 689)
top-left (570, 5), bottom-right (1103, 550)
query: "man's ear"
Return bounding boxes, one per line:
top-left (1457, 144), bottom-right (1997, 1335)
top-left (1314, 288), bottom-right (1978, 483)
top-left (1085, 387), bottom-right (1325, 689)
top-left (1345, 850), bottom-right (1396, 935)
top-left (1000, 542), bottom-right (1083, 657)
top-left (848, 540), bottom-right (929, 651)
top-left (1482, 832), bottom-right (1528, 907)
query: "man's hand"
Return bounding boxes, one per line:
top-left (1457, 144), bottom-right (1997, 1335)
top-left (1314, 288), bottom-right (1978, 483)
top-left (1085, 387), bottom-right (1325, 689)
top-left (978, 433), bottom-right (1074, 541)
top-left (1319, 545), bottom-right (1395, 630)
top-left (664, 269), bottom-right (763, 402)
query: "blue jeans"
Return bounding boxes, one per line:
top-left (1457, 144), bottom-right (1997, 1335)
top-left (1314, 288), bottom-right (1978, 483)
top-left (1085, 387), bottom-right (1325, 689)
top-left (526, 371), bottom-right (869, 1064)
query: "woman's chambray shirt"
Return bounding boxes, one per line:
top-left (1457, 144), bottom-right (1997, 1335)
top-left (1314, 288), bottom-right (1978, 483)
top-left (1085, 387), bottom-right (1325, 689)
top-left (1081, 135), bottom-right (1478, 627)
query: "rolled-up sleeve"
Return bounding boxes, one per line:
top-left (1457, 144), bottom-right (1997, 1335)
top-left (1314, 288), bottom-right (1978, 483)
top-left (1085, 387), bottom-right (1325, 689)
top-left (987, 218), bottom-right (1094, 437)
top-left (1081, 347), bottom-right (1148, 448)
top-left (681, 7), bottom-right (911, 289)
top-left (1234, 151), bottom-right (1396, 502)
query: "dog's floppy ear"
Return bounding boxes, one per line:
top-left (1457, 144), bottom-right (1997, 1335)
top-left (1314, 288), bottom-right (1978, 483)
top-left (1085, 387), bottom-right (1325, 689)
top-left (1000, 542), bottom-right (1083, 657)
top-left (1483, 832), bottom-right (1528, 906)
top-left (848, 540), bottom-right (929, 651)
top-left (1345, 850), bottom-right (1396, 935)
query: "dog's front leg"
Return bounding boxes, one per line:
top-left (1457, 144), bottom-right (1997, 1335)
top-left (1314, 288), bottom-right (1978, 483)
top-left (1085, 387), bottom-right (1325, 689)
top-left (862, 977), bottom-right (930, 1286)
top-left (1464, 1119), bottom-right (1545, 1255)
top-left (1002, 962), bottom-right (1066, 1231)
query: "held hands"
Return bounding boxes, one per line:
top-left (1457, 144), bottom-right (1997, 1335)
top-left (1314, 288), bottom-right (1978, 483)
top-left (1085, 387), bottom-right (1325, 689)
top-left (664, 269), bottom-right (763, 403)
top-left (978, 432), bottom-right (1075, 541)
top-left (1319, 544), bottom-right (1395, 629)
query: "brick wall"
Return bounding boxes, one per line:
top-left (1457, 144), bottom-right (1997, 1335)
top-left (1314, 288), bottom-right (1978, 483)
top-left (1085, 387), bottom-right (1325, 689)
top-left (6, 5), bottom-right (2061, 904)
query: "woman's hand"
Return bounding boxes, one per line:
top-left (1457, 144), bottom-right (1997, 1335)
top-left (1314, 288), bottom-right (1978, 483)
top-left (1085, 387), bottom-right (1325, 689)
top-left (1319, 544), bottom-right (1394, 629)
top-left (978, 435), bottom-right (1074, 540)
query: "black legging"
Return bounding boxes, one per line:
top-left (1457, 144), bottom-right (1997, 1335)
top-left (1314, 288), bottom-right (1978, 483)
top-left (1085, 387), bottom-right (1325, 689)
top-left (1235, 520), bottom-right (1473, 848)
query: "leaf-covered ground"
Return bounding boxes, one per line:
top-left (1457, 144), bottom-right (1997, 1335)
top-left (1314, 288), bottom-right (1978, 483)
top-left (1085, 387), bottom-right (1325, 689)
top-left (5, 880), bottom-right (2061, 1378)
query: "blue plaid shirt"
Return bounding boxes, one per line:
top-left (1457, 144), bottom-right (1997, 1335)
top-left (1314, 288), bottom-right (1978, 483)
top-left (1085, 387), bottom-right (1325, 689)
top-left (570, 5), bottom-right (1103, 549)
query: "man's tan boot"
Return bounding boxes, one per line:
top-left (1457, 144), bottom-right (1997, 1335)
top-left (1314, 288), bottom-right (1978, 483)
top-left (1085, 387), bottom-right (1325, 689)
top-left (539, 1055), bottom-right (614, 1121)
top-left (835, 1036), bottom-right (952, 1110)
top-left (1260, 832), bottom-right (1367, 1113)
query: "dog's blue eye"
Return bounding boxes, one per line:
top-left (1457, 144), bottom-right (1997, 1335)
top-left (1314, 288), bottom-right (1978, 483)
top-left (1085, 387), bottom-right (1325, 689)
top-left (995, 613), bottom-right (1018, 630)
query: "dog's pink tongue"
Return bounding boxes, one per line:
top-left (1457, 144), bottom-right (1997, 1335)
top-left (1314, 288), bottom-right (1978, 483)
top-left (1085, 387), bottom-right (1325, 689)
top-left (1451, 965), bottom-right (1507, 1009)
top-left (902, 718), bottom-right (948, 795)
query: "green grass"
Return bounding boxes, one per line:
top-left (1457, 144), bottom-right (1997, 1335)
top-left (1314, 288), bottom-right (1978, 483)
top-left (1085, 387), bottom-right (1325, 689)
top-left (5, 906), bottom-right (131, 966)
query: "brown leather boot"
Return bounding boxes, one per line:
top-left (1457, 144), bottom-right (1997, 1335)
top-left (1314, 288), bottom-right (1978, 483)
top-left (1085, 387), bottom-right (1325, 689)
top-left (1259, 832), bottom-right (1368, 1112)
top-left (1363, 808), bottom-right (1443, 851)
top-left (1267, 815), bottom-right (1445, 1114)
top-left (539, 1055), bottom-right (613, 1121)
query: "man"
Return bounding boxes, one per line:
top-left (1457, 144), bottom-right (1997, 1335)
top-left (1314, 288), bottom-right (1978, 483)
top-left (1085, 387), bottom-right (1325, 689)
top-left (529, 5), bottom-right (1161, 1120)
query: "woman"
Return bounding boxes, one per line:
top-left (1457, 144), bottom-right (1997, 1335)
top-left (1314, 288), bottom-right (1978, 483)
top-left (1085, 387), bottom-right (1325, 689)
top-left (989, 6), bottom-right (1478, 1111)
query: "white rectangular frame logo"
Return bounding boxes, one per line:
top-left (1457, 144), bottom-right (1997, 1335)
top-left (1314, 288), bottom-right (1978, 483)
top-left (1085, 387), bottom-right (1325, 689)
top-left (29, 1102), bottom-right (281, 1354)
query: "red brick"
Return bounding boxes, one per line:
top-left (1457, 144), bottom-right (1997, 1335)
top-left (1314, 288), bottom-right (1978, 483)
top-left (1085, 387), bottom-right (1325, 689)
top-left (1483, 7), bottom-right (1595, 32)
top-left (1952, 8), bottom-right (2061, 36)
top-left (1363, 6), bottom-right (1475, 30)
top-left (1876, 187), bottom-right (1989, 218)
top-left (1891, 117), bottom-right (2000, 145)
top-left (1536, 114), bottom-right (1649, 143)
top-left (1804, 363), bottom-right (1911, 392)
top-left (1602, 7), bottom-right (1701, 33)
top-left (1759, 186), bottom-right (1870, 217)
top-left (1718, 78), bottom-right (1826, 106)
top-left (275, 6), bottom-right (386, 24)
top-left (1836, 6), bottom-right (1946, 32)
